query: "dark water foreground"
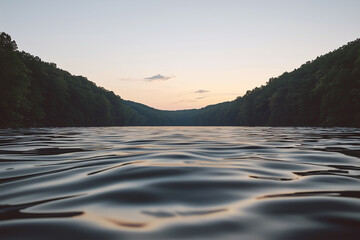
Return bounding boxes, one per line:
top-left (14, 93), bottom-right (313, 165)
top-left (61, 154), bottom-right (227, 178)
top-left (0, 127), bottom-right (359, 240)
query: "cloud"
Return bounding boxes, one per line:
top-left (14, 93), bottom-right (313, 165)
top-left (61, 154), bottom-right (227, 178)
top-left (194, 89), bottom-right (209, 94)
top-left (174, 99), bottom-right (198, 103)
top-left (196, 96), bottom-right (207, 99)
top-left (144, 74), bottom-right (175, 82)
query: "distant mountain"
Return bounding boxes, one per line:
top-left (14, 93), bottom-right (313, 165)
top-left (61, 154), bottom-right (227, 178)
top-left (1, 32), bottom-right (359, 128)
top-left (123, 100), bottom-right (197, 126)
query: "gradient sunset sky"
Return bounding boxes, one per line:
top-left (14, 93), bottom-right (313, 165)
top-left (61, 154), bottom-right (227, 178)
top-left (1, 0), bottom-right (359, 110)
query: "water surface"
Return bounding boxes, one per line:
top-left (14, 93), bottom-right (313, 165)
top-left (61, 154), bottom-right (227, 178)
top-left (1, 127), bottom-right (360, 239)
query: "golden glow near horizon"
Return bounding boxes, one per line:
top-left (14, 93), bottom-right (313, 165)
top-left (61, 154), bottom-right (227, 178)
top-left (1, 0), bottom-right (359, 110)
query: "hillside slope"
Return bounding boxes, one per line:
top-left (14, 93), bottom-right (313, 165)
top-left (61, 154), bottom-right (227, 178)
top-left (1, 32), bottom-right (359, 127)
top-left (0, 32), bottom-right (130, 127)
top-left (187, 38), bottom-right (360, 127)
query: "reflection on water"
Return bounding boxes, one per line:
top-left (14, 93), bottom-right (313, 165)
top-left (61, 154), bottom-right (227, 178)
top-left (0, 127), bottom-right (359, 239)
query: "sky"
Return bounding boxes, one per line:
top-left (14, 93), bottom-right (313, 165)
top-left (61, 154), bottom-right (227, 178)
top-left (1, 0), bottom-right (359, 110)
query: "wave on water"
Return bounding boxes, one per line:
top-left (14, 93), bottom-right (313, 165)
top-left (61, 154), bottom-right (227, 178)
top-left (0, 127), bottom-right (359, 240)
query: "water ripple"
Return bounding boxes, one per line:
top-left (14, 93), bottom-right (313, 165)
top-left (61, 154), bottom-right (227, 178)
top-left (0, 127), bottom-right (359, 239)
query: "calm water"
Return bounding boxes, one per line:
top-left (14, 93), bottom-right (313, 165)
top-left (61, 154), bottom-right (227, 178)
top-left (0, 127), bottom-right (360, 240)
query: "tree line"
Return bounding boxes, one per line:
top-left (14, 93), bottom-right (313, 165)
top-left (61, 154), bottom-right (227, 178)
top-left (1, 32), bottom-right (359, 128)
top-left (0, 32), bottom-right (137, 127)
top-left (192, 38), bottom-right (360, 127)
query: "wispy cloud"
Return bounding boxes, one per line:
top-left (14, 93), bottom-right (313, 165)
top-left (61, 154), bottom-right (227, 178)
top-left (174, 99), bottom-right (198, 103)
top-left (144, 74), bottom-right (175, 82)
top-left (196, 96), bottom-right (207, 99)
top-left (194, 89), bottom-right (209, 94)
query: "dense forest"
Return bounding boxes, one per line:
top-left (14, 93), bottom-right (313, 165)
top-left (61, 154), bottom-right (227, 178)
top-left (1, 32), bottom-right (359, 128)
top-left (194, 38), bottom-right (360, 127)
top-left (0, 32), bottom-right (138, 127)
top-left (125, 38), bottom-right (360, 127)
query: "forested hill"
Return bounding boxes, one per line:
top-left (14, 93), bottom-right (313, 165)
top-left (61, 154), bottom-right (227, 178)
top-left (1, 32), bottom-right (360, 128)
top-left (199, 38), bottom-right (360, 127)
top-left (126, 38), bottom-right (360, 127)
top-left (0, 32), bottom-right (133, 128)
top-left (123, 100), bottom-right (198, 126)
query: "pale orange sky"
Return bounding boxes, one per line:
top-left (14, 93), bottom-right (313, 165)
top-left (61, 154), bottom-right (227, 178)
top-left (1, 0), bottom-right (359, 110)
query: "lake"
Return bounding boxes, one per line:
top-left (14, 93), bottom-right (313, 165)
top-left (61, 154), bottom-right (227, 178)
top-left (0, 127), bottom-right (359, 239)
